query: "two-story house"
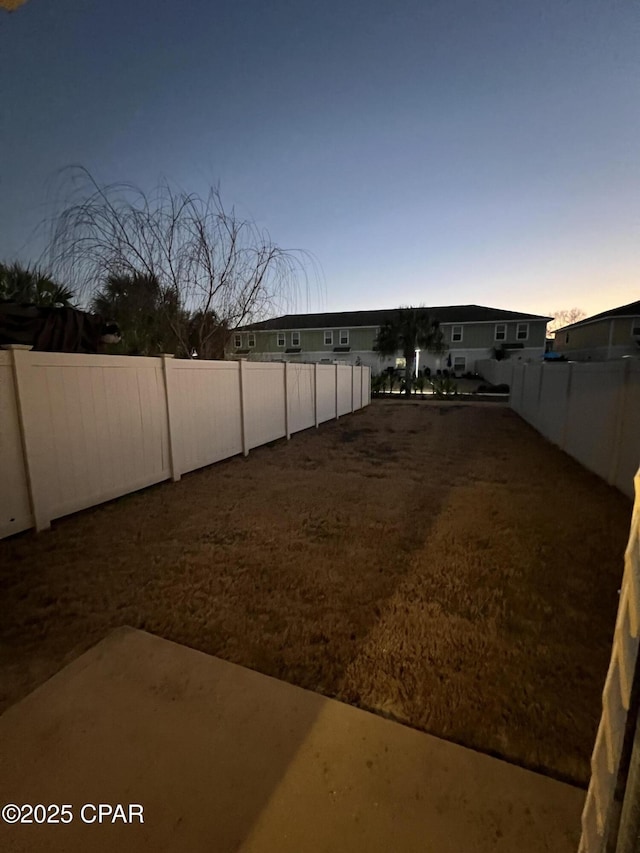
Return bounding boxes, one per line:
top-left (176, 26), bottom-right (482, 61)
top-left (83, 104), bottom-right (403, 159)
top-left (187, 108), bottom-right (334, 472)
top-left (227, 305), bottom-right (550, 375)
top-left (552, 300), bottom-right (640, 361)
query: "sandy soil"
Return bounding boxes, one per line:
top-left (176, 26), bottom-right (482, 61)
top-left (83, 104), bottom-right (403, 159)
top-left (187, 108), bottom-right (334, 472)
top-left (0, 400), bottom-right (631, 785)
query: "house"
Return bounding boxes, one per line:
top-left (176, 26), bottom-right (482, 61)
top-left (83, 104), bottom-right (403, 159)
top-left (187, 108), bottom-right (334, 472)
top-left (553, 299), bottom-right (640, 362)
top-left (226, 305), bottom-right (551, 375)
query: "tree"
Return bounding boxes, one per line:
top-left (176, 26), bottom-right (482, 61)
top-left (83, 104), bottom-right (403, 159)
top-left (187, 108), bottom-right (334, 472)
top-left (374, 307), bottom-right (446, 397)
top-left (44, 167), bottom-right (318, 358)
top-left (91, 272), bottom-right (181, 356)
top-left (0, 261), bottom-right (75, 307)
top-left (547, 308), bottom-right (586, 338)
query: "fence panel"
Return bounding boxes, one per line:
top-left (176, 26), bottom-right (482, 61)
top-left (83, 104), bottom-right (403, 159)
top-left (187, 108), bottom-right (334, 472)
top-left (520, 363), bottom-right (543, 425)
top-left (537, 364), bottom-right (572, 447)
top-left (316, 365), bottom-right (336, 423)
top-left (580, 472), bottom-right (640, 852)
top-left (166, 359), bottom-right (243, 475)
top-left (476, 359), bottom-right (515, 387)
top-left (613, 361), bottom-right (640, 499)
top-left (242, 362), bottom-right (286, 450)
top-left (564, 363), bottom-right (626, 484)
top-left (337, 365), bottom-right (352, 416)
top-left (17, 351), bottom-right (170, 527)
top-left (351, 366), bottom-right (362, 410)
top-left (0, 352), bottom-right (33, 538)
top-left (287, 363), bottom-right (316, 434)
top-left (510, 362), bottom-right (526, 416)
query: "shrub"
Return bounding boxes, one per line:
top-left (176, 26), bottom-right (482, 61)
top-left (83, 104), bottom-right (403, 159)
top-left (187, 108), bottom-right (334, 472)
top-left (430, 375), bottom-right (458, 397)
top-left (475, 382), bottom-right (510, 394)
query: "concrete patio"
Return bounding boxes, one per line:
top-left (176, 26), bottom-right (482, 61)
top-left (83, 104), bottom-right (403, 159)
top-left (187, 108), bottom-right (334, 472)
top-left (0, 628), bottom-right (584, 852)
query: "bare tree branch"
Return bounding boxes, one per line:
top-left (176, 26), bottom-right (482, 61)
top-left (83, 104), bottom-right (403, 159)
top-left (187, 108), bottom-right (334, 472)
top-left (547, 308), bottom-right (587, 338)
top-left (43, 167), bottom-right (323, 357)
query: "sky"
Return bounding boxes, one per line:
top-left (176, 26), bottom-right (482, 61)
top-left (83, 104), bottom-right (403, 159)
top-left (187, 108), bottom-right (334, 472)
top-left (1, 0), bottom-right (638, 320)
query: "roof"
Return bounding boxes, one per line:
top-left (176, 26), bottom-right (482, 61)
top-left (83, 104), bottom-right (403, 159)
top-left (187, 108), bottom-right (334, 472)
top-left (239, 305), bottom-right (552, 331)
top-left (554, 299), bottom-right (640, 333)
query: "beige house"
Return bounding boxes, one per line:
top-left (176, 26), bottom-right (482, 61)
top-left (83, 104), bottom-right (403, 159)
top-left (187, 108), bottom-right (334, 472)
top-left (227, 305), bottom-right (550, 376)
top-left (553, 299), bottom-right (640, 361)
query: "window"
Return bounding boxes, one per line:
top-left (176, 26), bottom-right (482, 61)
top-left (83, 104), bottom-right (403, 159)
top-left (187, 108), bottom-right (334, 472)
top-left (324, 330), bottom-right (333, 346)
top-left (495, 324), bottom-right (506, 341)
top-left (516, 323), bottom-right (529, 341)
top-left (291, 331), bottom-right (300, 347)
top-left (234, 333), bottom-right (242, 348)
top-left (247, 333), bottom-right (256, 348)
top-left (339, 330), bottom-right (349, 345)
top-left (451, 325), bottom-right (463, 342)
top-left (277, 332), bottom-right (285, 347)
top-left (453, 356), bottom-right (466, 374)
top-left (565, 332), bottom-right (570, 344)
top-left (632, 320), bottom-right (640, 336)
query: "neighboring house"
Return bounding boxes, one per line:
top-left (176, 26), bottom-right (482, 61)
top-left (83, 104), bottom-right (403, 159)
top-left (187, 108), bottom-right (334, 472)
top-left (553, 299), bottom-right (640, 362)
top-left (226, 305), bottom-right (550, 375)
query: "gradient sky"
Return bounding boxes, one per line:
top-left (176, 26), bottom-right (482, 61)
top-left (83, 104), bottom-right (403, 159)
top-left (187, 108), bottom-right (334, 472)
top-left (1, 0), bottom-right (638, 319)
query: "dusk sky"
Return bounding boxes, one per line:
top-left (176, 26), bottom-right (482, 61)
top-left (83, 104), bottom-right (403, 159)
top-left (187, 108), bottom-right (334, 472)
top-left (1, 0), bottom-right (638, 319)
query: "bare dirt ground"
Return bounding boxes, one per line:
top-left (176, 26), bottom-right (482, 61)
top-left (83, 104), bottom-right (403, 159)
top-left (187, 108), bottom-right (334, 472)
top-left (0, 400), bottom-right (631, 785)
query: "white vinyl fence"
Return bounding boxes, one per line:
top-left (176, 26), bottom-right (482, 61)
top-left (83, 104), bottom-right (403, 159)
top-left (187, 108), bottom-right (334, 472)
top-left (580, 471), bottom-right (640, 853)
top-left (476, 358), bottom-right (516, 387)
top-left (478, 358), bottom-right (640, 500)
top-left (0, 347), bottom-right (370, 539)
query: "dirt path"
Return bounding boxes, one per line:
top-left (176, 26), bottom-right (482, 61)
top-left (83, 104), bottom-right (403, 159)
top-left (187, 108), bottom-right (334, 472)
top-left (0, 400), bottom-right (631, 785)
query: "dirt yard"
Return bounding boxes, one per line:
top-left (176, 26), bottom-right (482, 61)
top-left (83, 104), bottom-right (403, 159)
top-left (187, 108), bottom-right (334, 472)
top-left (0, 400), bottom-right (632, 786)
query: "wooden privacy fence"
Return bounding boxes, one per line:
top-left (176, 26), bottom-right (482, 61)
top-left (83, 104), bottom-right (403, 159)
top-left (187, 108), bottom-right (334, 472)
top-left (477, 358), bottom-right (640, 500)
top-left (0, 347), bottom-right (370, 539)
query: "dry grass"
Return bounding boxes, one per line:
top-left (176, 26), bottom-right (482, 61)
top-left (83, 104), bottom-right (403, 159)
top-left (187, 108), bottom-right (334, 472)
top-left (0, 400), bottom-right (631, 785)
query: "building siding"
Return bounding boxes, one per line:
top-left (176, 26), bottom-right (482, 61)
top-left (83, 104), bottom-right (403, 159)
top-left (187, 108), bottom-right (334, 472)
top-left (554, 320), bottom-right (611, 354)
top-left (613, 316), bottom-right (640, 346)
top-left (441, 321), bottom-right (546, 349)
top-left (554, 315), bottom-right (640, 361)
top-left (225, 314), bottom-right (549, 371)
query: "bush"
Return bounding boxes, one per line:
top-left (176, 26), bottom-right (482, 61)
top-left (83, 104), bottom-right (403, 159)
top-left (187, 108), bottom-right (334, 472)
top-left (475, 382), bottom-right (510, 394)
top-left (371, 374), bottom-right (384, 396)
top-left (430, 375), bottom-right (458, 397)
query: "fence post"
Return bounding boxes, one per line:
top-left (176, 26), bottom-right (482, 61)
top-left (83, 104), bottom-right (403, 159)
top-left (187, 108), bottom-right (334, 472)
top-left (609, 359), bottom-right (631, 486)
top-left (314, 363), bottom-right (319, 428)
top-left (335, 363), bottom-right (339, 420)
top-left (535, 363), bottom-right (545, 429)
top-left (351, 365), bottom-right (355, 412)
top-left (516, 363), bottom-right (526, 414)
top-left (5, 345), bottom-right (50, 532)
top-left (284, 361), bottom-right (290, 440)
top-left (239, 359), bottom-right (249, 456)
top-left (160, 354), bottom-right (180, 482)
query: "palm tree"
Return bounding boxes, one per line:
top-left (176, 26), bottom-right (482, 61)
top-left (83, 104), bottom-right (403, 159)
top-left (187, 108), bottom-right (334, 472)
top-left (374, 307), bottom-right (446, 397)
top-left (91, 272), bottom-right (182, 356)
top-left (185, 310), bottom-right (229, 360)
top-left (0, 261), bottom-right (75, 306)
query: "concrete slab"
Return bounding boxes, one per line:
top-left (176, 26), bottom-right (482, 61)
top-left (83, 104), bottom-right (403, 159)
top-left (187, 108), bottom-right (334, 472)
top-left (0, 628), bottom-right (584, 852)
